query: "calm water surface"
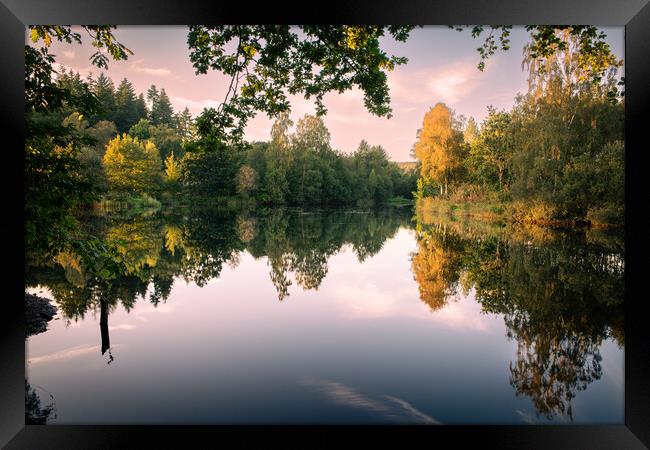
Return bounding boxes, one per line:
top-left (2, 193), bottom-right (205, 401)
top-left (25, 207), bottom-right (624, 424)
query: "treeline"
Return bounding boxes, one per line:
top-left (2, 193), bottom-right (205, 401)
top-left (413, 32), bottom-right (624, 226)
top-left (181, 114), bottom-right (417, 206)
top-left (55, 71), bottom-right (417, 206)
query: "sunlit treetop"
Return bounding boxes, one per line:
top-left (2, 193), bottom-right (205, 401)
top-left (187, 25), bottom-right (414, 143)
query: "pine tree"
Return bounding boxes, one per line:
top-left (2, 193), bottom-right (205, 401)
top-left (114, 78), bottom-right (139, 133)
top-left (151, 88), bottom-right (175, 127)
top-left (92, 73), bottom-right (116, 123)
top-left (176, 107), bottom-right (194, 142)
top-left (135, 93), bottom-right (148, 121)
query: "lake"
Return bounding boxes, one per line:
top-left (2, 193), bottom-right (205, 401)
top-left (25, 206), bottom-right (625, 424)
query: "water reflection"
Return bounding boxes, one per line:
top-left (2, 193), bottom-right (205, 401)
top-left (411, 215), bottom-right (624, 421)
top-left (26, 207), bottom-right (412, 363)
top-left (25, 207), bottom-right (624, 423)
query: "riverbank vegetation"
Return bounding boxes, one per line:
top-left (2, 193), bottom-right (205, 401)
top-left (25, 24), bottom-right (624, 268)
top-left (413, 30), bottom-right (624, 228)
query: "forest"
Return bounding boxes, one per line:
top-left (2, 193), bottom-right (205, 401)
top-left (412, 29), bottom-right (624, 227)
top-left (25, 25), bottom-right (625, 270)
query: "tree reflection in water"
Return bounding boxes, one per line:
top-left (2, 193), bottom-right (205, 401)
top-left (25, 206), bottom-right (412, 355)
top-left (25, 206), bottom-right (624, 421)
top-left (410, 216), bottom-right (624, 421)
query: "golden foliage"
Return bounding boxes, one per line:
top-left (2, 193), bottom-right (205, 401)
top-left (414, 103), bottom-right (465, 187)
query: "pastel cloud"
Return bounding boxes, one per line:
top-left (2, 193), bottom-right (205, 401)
top-left (27, 344), bottom-right (100, 365)
top-left (131, 59), bottom-right (171, 77)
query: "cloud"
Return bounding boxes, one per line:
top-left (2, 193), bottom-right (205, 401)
top-left (131, 59), bottom-right (171, 77)
top-left (387, 59), bottom-right (485, 106)
top-left (170, 95), bottom-right (222, 112)
top-left (62, 50), bottom-right (75, 59)
top-left (301, 377), bottom-right (440, 424)
top-left (330, 280), bottom-right (495, 333)
top-left (27, 345), bottom-right (100, 365)
top-left (108, 324), bottom-right (136, 331)
top-left (428, 62), bottom-right (480, 104)
top-left (515, 409), bottom-right (539, 424)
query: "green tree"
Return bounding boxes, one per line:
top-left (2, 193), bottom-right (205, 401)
top-left (114, 78), bottom-right (139, 132)
top-left (128, 118), bottom-right (153, 140)
top-left (135, 93), bottom-right (148, 121)
top-left (103, 134), bottom-right (162, 194)
top-left (176, 107), bottom-right (195, 142)
top-left (91, 73), bottom-right (116, 123)
top-left (86, 120), bottom-right (118, 154)
top-left (150, 88), bottom-right (175, 127)
top-left (464, 116), bottom-right (479, 145)
top-left (181, 136), bottom-right (242, 197)
top-left (25, 43), bottom-right (102, 262)
top-left (186, 25), bottom-right (414, 142)
top-left (468, 107), bottom-right (515, 190)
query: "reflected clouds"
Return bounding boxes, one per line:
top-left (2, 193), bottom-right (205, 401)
top-left (28, 344), bottom-right (100, 365)
top-left (301, 377), bottom-right (440, 424)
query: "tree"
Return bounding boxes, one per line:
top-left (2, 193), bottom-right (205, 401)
top-left (91, 73), bottom-right (116, 123)
top-left (454, 26), bottom-right (622, 91)
top-left (114, 78), bottom-right (139, 132)
top-left (469, 108), bottom-right (515, 190)
top-left (176, 107), bottom-right (195, 142)
top-left (128, 120), bottom-right (183, 163)
top-left (150, 124), bottom-right (184, 162)
top-left (414, 102), bottom-right (466, 196)
top-left (86, 120), bottom-right (118, 154)
top-left (270, 111), bottom-right (294, 152)
top-left (507, 31), bottom-right (624, 223)
top-left (181, 137), bottom-right (242, 197)
top-left (292, 114), bottom-right (331, 153)
top-left (186, 25), bottom-right (414, 142)
top-left (103, 134), bottom-right (162, 194)
top-left (128, 118), bottom-right (153, 140)
top-left (147, 85), bottom-right (159, 107)
top-left (25, 42), bottom-right (101, 262)
top-left (150, 88), bottom-right (175, 127)
top-left (236, 165), bottom-right (258, 197)
top-left (464, 116), bottom-right (479, 145)
top-left (135, 93), bottom-right (148, 121)
top-left (163, 153), bottom-right (182, 189)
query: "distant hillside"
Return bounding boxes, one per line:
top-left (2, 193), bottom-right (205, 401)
top-left (395, 161), bottom-right (418, 173)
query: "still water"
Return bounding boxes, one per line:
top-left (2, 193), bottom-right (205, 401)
top-left (25, 207), bottom-right (624, 424)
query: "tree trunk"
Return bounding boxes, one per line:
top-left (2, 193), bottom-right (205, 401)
top-left (100, 300), bottom-right (110, 355)
top-left (99, 300), bottom-right (113, 364)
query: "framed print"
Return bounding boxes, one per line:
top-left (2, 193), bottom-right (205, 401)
top-left (2, 0), bottom-right (649, 447)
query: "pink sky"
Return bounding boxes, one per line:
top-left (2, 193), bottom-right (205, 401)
top-left (39, 26), bottom-right (624, 162)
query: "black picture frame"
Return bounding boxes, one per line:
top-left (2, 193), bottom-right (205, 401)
top-left (2, 0), bottom-right (648, 448)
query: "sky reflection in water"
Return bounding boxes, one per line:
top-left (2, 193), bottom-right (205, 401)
top-left (25, 208), bottom-right (624, 424)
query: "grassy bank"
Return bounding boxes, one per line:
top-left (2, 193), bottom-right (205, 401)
top-left (416, 196), bottom-right (623, 229)
top-left (95, 193), bottom-right (162, 212)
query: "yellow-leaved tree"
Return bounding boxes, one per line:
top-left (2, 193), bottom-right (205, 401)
top-left (414, 102), bottom-right (466, 196)
top-left (103, 134), bottom-right (162, 194)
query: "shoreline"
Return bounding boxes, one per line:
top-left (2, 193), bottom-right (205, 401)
top-left (415, 197), bottom-right (624, 230)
